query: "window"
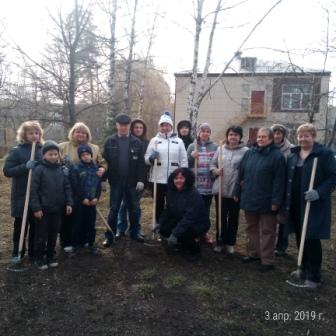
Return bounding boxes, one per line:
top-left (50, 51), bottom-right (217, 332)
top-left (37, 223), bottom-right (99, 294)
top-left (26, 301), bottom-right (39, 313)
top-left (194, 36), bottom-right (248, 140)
top-left (281, 84), bottom-right (313, 110)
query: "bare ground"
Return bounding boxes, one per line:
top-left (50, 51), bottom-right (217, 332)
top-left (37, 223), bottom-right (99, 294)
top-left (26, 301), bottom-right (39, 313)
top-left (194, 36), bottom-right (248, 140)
top-left (0, 166), bottom-right (335, 336)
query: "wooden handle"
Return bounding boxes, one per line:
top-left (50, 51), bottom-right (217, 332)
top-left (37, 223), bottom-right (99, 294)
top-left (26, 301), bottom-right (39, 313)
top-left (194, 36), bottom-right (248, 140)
top-left (97, 207), bottom-right (113, 233)
top-left (152, 142), bottom-right (158, 238)
top-left (193, 138), bottom-right (198, 187)
top-left (18, 142), bottom-right (36, 259)
top-left (297, 157), bottom-right (318, 267)
top-left (217, 141), bottom-right (223, 240)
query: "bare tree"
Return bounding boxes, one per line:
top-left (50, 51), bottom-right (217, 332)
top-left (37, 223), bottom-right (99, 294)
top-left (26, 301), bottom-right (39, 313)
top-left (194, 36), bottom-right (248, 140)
top-left (187, 0), bottom-right (283, 136)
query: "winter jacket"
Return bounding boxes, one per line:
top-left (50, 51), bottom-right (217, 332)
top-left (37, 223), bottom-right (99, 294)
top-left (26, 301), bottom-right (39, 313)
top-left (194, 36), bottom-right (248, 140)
top-left (3, 143), bottom-right (43, 218)
top-left (103, 133), bottom-right (146, 186)
top-left (211, 143), bottom-right (248, 197)
top-left (159, 174), bottom-right (210, 239)
top-left (30, 160), bottom-right (73, 214)
top-left (235, 143), bottom-right (286, 213)
top-left (70, 161), bottom-right (102, 203)
top-left (59, 141), bottom-right (104, 166)
top-left (145, 132), bottom-right (188, 184)
top-left (187, 140), bottom-right (218, 194)
top-left (285, 143), bottom-right (336, 239)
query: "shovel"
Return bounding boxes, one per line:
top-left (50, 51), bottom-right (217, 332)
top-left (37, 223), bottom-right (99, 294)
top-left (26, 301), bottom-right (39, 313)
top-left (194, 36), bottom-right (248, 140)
top-left (286, 157), bottom-right (318, 287)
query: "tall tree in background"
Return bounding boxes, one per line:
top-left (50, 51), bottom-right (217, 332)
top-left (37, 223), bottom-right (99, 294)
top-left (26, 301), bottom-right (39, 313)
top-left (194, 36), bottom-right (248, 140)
top-left (187, 0), bottom-right (282, 136)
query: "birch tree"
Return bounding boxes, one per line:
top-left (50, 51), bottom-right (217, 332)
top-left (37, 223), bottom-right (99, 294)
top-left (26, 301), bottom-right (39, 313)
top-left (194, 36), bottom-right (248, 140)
top-left (187, 0), bottom-right (283, 136)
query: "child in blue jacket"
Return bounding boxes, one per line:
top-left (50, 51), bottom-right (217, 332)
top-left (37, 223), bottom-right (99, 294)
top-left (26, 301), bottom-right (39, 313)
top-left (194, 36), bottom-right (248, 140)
top-left (70, 144), bottom-right (102, 255)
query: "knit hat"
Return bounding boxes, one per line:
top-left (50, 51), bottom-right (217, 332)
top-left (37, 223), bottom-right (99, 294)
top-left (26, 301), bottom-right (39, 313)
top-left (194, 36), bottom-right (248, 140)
top-left (77, 144), bottom-right (93, 158)
top-left (271, 124), bottom-right (287, 136)
top-left (197, 122), bottom-right (211, 135)
top-left (42, 140), bottom-right (59, 155)
top-left (158, 111), bottom-right (173, 126)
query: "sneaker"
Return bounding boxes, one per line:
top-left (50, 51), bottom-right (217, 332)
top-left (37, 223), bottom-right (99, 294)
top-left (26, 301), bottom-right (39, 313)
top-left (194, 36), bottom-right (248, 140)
top-left (48, 257), bottom-right (59, 268)
top-left (242, 256), bottom-right (260, 263)
top-left (102, 238), bottom-right (113, 248)
top-left (200, 234), bottom-right (213, 246)
top-left (290, 269), bottom-right (306, 280)
top-left (303, 280), bottom-right (321, 290)
top-left (213, 245), bottom-right (224, 253)
top-left (63, 246), bottom-right (74, 253)
top-left (274, 249), bottom-right (286, 257)
top-left (88, 247), bottom-right (102, 256)
top-left (226, 245), bottom-right (235, 254)
top-left (35, 260), bottom-right (48, 270)
top-left (115, 232), bottom-right (126, 239)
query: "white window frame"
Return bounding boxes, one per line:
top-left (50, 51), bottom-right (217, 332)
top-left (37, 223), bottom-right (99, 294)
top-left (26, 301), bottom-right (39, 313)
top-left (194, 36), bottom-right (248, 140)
top-left (281, 84), bottom-right (313, 110)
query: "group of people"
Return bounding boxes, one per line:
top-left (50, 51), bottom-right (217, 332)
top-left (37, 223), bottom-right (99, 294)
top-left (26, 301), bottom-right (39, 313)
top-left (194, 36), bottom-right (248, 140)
top-left (3, 111), bottom-right (336, 290)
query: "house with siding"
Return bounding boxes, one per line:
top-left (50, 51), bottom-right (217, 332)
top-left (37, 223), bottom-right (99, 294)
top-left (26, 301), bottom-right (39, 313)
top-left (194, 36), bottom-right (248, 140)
top-left (174, 58), bottom-right (331, 144)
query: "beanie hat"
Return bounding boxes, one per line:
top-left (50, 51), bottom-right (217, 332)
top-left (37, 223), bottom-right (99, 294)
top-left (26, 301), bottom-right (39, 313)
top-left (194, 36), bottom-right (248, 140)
top-left (271, 124), bottom-right (287, 136)
top-left (197, 122), bottom-right (211, 135)
top-left (42, 140), bottom-right (59, 155)
top-left (77, 144), bottom-right (93, 158)
top-left (158, 111), bottom-right (173, 127)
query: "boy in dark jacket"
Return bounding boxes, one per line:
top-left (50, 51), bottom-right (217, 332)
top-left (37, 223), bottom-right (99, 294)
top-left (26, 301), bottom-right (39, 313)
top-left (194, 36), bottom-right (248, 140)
top-left (30, 141), bottom-right (73, 270)
top-left (70, 144), bottom-right (102, 255)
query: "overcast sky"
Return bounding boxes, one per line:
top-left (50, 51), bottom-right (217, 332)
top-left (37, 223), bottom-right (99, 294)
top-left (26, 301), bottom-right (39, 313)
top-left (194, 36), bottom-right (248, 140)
top-left (1, 0), bottom-right (335, 90)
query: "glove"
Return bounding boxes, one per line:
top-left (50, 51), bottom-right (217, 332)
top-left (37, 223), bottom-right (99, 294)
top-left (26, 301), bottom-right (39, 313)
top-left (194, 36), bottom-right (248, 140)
top-left (136, 182), bottom-right (144, 192)
top-left (167, 234), bottom-right (178, 247)
top-left (304, 189), bottom-right (320, 202)
top-left (26, 160), bottom-right (37, 170)
top-left (149, 151), bottom-right (160, 164)
top-left (151, 223), bottom-right (160, 234)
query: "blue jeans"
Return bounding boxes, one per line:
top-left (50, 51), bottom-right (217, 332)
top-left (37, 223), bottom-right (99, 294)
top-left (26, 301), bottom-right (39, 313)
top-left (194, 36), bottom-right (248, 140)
top-left (105, 181), bottom-right (141, 241)
top-left (117, 190), bottom-right (143, 234)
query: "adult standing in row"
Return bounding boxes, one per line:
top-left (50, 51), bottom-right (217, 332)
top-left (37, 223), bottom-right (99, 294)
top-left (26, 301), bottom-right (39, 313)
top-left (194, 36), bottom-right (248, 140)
top-left (211, 126), bottom-right (248, 254)
top-left (117, 118), bottom-right (149, 237)
top-left (177, 120), bottom-right (194, 150)
top-left (271, 124), bottom-right (294, 256)
top-left (58, 122), bottom-right (105, 252)
top-left (103, 114), bottom-right (146, 247)
top-left (285, 123), bottom-right (336, 289)
top-left (235, 128), bottom-right (286, 272)
top-left (3, 121), bottom-right (44, 261)
top-left (187, 123), bottom-right (217, 245)
top-left (145, 112), bottom-right (188, 225)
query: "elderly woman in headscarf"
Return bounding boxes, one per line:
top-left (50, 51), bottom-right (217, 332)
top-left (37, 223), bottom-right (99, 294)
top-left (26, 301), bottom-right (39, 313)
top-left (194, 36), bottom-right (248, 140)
top-left (58, 122), bottom-right (105, 252)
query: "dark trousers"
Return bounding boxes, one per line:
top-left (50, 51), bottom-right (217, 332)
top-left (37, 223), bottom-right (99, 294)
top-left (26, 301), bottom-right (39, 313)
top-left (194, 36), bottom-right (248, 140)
top-left (106, 180), bottom-right (141, 241)
top-left (13, 211), bottom-right (36, 258)
top-left (291, 208), bottom-right (322, 282)
top-left (275, 223), bottom-right (289, 252)
top-left (150, 183), bottom-right (168, 222)
top-left (294, 228), bottom-right (322, 283)
top-left (201, 194), bottom-right (213, 219)
top-left (215, 197), bottom-right (240, 245)
top-left (34, 213), bottom-right (61, 260)
top-left (72, 204), bottom-right (97, 247)
top-left (60, 210), bottom-right (74, 248)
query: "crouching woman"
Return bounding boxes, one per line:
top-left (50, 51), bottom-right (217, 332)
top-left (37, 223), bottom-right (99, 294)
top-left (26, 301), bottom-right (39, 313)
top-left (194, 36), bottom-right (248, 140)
top-left (159, 168), bottom-right (210, 257)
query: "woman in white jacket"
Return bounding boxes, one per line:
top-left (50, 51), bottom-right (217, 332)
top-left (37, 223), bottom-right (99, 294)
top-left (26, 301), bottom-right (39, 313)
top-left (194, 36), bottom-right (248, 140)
top-left (211, 126), bottom-right (248, 254)
top-left (145, 112), bottom-right (188, 222)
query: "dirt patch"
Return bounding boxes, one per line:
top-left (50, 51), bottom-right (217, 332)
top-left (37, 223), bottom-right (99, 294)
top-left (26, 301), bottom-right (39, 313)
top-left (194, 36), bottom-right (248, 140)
top-left (0, 169), bottom-right (335, 336)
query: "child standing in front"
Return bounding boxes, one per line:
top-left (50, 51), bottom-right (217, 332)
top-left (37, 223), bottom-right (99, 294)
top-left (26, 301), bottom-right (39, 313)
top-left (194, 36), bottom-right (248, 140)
top-left (3, 121), bottom-right (44, 262)
top-left (70, 144), bottom-right (102, 255)
top-left (30, 141), bottom-right (73, 269)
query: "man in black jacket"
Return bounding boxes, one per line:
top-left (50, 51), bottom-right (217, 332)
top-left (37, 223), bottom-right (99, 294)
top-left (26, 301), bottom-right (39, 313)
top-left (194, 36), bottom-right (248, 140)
top-left (103, 113), bottom-right (146, 246)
